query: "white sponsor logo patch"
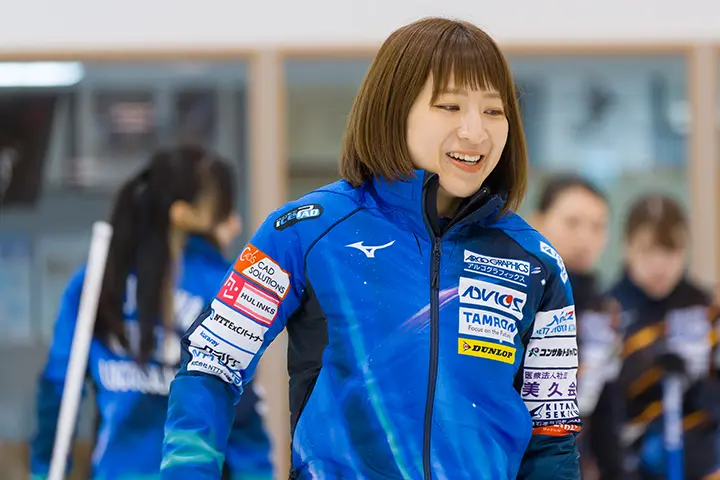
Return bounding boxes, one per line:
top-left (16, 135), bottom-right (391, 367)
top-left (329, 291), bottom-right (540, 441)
top-left (524, 337), bottom-right (579, 369)
top-left (526, 400), bottom-right (580, 424)
top-left (463, 250), bottom-right (530, 276)
top-left (458, 307), bottom-right (518, 344)
top-left (520, 368), bottom-right (578, 401)
top-left (187, 349), bottom-right (243, 386)
top-left (458, 277), bottom-right (527, 320)
top-left (200, 300), bottom-right (267, 354)
top-left (189, 325), bottom-right (256, 373)
top-left (533, 306), bottom-right (576, 338)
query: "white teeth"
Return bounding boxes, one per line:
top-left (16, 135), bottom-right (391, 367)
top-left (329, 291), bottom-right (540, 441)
top-left (448, 152), bottom-right (483, 164)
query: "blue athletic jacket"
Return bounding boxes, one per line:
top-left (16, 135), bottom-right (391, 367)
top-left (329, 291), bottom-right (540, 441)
top-left (30, 236), bottom-right (272, 480)
top-left (162, 172), bottom-right (582, 480)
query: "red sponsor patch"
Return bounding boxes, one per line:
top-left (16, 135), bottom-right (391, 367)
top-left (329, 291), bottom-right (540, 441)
top-left (217, 272), bottom-right (280, 326)
top-left (532, 424), bottom-right (581, 436)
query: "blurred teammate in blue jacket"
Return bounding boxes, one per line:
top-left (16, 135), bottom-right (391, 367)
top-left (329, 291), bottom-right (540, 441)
top-left (30, 145), bottom-right (272, 480)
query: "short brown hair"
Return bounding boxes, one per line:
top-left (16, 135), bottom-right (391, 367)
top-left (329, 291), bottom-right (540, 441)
top-left (625, 194), bottom-right (689, 250)
top-left (339, 17), bottom-right (528, 212)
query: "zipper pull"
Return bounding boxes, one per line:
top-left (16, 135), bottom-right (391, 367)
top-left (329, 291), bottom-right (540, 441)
top-left (433, 241), bottom-right (442, 259)
top-left (431, 240), bottom-right (441, 289)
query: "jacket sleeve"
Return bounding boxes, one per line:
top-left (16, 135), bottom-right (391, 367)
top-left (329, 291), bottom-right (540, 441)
top-left (517, 243), bottom-right (581, 480)
top-left (223, 382), bottom-right (273, 480)
top-left (161, 209), bottom-right (307, 479)
top-left (29, 268), bottom-right (86, 479)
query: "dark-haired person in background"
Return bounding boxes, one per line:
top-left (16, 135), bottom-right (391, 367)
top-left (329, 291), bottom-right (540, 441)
top-left (29, 146), bottom-right (272, 480)
top-left (532, 174), bottom-right (617, 478)
top-left (532, 174), bottom-right (610, 316)
top-left (594, 194), bottom-right (720, 480)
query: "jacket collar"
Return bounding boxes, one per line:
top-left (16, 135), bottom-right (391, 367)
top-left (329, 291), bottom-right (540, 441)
top-left (368, 169), bottom-right (506, 237)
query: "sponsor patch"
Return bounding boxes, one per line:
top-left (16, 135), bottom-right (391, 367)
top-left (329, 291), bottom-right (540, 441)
top-left (233, 244), bottom-right (290, 300)
top-left (187, 345), bottom-right (244, 386)
top-left (526, 400), bottom-right (580, 425)
top-left (189, 330), bottom-right (255, 370)
top-left (218, 272), bottom-right (279, 326)
top-left (458, 337), bottom-right (516, 364)
top-left (533, 306), bottom-right (576, 338)
top-left (532, 424), bottom-right (581, 436)
top-left (539, 241), bottom-right (568, 283)
top-left (524, 337), bottom-right (579, 369)
top-left (458, 277), bottom-right (527, 320)
top-left (458, 307), bottom-right (518, 344)
top-left (274, 204), bottom-right (323, 231)
top-left (463, 250), bottom-right (530, 286)
top-left (522, 368), bottom-right (575, 382)
top-left (200, 300), bottom-right (266, 354)
top-left (520, 369), bottom-right (578, 401)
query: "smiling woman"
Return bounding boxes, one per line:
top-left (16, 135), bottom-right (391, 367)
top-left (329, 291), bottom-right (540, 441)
top-left (161, 16), bottom-right (580, 480)
top-left (340, 18), bottom-right (526, 219)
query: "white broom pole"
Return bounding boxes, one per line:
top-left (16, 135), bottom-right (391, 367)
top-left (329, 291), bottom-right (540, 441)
top-left (48, 221), bottom-right (113, 480)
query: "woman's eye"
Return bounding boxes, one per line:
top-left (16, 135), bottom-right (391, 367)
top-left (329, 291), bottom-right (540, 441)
top-left (435, 105), bottom-right (460, 112)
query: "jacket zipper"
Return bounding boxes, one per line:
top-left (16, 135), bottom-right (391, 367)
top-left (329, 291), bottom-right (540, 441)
top-left (419, 177), bottom-right (494, 480)
top-left (422, 238), bottom-right (442, 480)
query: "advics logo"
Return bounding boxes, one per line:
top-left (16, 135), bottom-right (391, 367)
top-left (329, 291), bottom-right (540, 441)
top-left (459, 277), bottom-right (527, 320)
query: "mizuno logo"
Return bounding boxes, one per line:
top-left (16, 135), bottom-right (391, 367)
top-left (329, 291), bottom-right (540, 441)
top-left (346, 240), bottom-right (395, 258)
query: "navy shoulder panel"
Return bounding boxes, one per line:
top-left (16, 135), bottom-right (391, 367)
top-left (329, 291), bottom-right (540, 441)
top-left (493, 212), bottom-right (569, 284)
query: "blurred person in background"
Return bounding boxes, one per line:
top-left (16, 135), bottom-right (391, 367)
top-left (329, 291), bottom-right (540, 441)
top-left (532, 175), bottom-right (609, 313)
top-left (532, 174), bottom-right (616, 478)
top-left (162, 17), bottom-right (582, 480)
top-left (593, 194), bottom-right (720, 480)
top-left (29, 145), bottom-right (272, 480)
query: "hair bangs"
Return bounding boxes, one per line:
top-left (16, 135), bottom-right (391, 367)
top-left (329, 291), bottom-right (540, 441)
top-left (429, 25), bottom-right (511, 104)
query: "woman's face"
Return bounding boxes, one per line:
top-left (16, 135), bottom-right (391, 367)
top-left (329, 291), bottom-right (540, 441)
top-left (625, 226), bottom-right (687, 299)
top-left (406, 75), bottom-right (509, 215)
top-left (536, 187), bottom-right (609, 273)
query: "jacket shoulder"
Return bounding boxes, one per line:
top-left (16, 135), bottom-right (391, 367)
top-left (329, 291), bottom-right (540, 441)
top-left (267, 180), bottom-right (365, 237)
top-left (492, 212), bottom-right (568, 282)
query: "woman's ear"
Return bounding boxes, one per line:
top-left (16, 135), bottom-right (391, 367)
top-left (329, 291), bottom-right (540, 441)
top-left (169, 200), bottom-right (195, 230)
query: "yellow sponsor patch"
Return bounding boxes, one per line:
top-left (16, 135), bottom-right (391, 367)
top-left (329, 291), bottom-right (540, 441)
top-left (458, 337), bottom-right (516, 364)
